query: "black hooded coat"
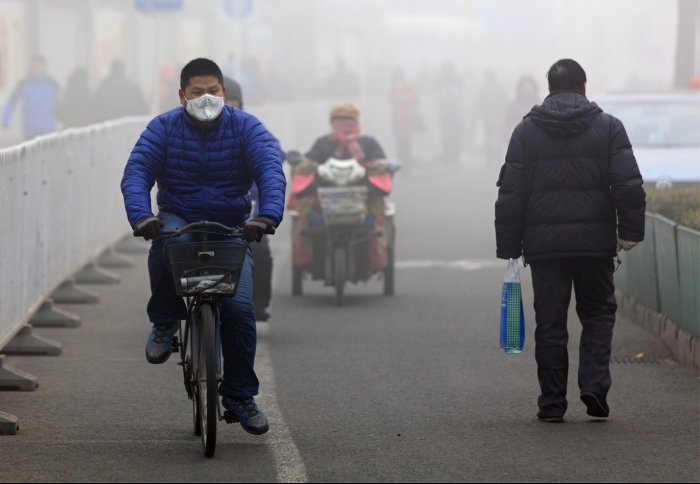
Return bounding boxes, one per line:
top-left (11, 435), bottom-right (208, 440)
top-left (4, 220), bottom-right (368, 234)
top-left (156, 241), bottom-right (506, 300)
top-left (495, 92), bottom-right (646, 262)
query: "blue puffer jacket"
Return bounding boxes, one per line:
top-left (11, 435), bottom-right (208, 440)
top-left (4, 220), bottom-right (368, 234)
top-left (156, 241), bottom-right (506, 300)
top-left (121, 105), bottom-right (286, 229)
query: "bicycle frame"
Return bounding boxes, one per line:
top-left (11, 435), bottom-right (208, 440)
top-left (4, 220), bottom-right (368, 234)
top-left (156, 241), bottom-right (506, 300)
top-left (158, 221), bottom-right (246, 458)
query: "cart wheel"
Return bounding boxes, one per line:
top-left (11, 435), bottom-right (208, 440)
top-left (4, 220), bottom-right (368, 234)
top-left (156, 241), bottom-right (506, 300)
top-left (292, 265), bottom-right (303, 296)
top-left (384, 220), bottom-right (395, 296)
top-left (334, 247), bottom-right (346, 306)
top-left (384, 245), bottom-right (395, 296)
top-left (291, 216), bottom-right (303, 296)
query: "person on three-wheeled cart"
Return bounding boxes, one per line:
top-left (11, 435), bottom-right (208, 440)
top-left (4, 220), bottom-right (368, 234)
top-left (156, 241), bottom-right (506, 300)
top-left (287, 102), bottom-right (398, 305)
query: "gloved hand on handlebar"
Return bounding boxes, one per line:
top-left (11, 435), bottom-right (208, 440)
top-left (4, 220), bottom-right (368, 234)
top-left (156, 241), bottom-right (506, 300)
top-left (243, 216), bottom-right (275, 243)
top-left (135, 216), bottom-right (165, 241)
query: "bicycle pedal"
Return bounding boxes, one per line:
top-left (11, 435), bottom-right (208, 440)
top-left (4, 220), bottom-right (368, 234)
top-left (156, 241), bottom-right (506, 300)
top-left (170, 337), bottom-right (180, 352)
top-left (223, 411), bottom-right (240, 424)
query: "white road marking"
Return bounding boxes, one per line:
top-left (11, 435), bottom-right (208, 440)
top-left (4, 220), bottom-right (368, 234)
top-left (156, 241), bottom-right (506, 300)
top-left (256, 251), bottom-right (501, 481)
top-left (396, 258), bottom-right (505, 271)
top-left (255, 248), bottom-right (308, 483)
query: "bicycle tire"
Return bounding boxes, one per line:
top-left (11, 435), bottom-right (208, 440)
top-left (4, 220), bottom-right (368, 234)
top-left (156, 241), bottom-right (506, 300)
top-left (196, 303), bottom-right (219, 458)
top-left (184, 321), bottom-right (201, 437)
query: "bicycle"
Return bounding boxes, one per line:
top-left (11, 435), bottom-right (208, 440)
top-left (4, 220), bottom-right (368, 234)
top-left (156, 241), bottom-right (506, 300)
top-left (137, 220), bottom-right (272, 458)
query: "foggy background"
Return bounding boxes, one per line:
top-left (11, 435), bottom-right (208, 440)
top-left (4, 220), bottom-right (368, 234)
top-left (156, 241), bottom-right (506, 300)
top-left (1, 4), bottom-right (699, 479)
top-left (0, 0), bottom-right (697, 159)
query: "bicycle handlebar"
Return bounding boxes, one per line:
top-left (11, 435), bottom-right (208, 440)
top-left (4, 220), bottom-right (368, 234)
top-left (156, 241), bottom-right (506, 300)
top-left (133, 220), bottom-right (275, 238)
top-left (160, 221), bottom-right (243, 237)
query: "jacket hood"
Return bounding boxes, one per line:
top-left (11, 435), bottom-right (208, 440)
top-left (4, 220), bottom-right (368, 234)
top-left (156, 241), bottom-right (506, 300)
top-left (527, 92), bottom-right (602, 138)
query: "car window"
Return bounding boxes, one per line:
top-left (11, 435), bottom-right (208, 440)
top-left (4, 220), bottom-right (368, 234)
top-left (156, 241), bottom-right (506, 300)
top-left (604, 102), bottom-right (700, 147)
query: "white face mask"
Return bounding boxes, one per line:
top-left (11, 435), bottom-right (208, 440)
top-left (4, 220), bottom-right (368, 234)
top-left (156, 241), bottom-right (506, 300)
top-left (185, 93), bottom-right (224, 122)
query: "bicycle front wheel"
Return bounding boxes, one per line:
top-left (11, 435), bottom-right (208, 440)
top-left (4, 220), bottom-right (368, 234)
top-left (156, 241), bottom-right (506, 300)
top-left (195, 303), bottom-right (219, 458)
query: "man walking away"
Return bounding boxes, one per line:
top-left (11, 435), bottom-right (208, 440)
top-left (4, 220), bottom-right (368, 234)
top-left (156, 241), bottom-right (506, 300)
top-left (495, 59), bottom-right (646, 422)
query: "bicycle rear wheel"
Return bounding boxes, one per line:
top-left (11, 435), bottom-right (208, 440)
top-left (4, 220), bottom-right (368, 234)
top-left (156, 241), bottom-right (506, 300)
top-left (195, 303), bottom-right (219, 458)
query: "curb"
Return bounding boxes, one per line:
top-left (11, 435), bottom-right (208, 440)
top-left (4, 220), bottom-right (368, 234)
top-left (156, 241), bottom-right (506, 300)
top-left (616, 292), bottom-right (699, 369)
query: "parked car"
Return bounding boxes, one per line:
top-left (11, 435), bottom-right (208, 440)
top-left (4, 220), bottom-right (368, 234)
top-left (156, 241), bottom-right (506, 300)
top-left (598, 92), bottom-right (700, 188)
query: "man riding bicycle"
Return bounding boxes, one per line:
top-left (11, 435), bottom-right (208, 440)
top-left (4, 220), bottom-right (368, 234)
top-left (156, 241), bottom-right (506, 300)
top-left (120, 58), bottom-right (286, 435)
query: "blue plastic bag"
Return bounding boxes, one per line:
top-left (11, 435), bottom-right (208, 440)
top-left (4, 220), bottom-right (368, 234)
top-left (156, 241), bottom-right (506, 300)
top-left (500, 258), bottom-right (525, 354)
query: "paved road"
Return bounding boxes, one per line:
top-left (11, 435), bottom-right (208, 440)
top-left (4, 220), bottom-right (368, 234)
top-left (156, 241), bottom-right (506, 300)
top-left (1, 161), bottom-right (698, 482)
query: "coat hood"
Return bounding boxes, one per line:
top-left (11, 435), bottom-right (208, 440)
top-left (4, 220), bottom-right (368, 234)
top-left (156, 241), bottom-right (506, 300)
top-left (527, 92), bottom-right (602, 138)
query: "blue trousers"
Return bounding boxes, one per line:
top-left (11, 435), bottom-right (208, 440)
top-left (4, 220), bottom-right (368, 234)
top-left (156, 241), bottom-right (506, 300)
top-left (147, 212), bottom-right (259, 398)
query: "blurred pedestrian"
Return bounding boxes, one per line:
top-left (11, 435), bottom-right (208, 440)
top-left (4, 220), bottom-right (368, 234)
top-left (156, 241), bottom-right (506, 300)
top-left (474, 70), bottom-right (508, 166)
top-left (92, 60), bottom-right (148, 122)
top-left (504, 76), bottom-right (539, 137)
top-left (2, 55), bottom-right (60, 140)
top-left (55, 67), bottom-right (94, 128)
top-left (387, 68), bottom-right (420, 164)
top-left (435, 62), bottom-right (465, 164)
top-left (495, 59), bottom-right (646, 422)
top-left (325, 59), bottom-right (361, 100)
top-left (241, 58), bottom-right (267, 105)
top-left (156, 64), bottom-right (181, 113)
top-left (0, 50), bottom-right (5, 90)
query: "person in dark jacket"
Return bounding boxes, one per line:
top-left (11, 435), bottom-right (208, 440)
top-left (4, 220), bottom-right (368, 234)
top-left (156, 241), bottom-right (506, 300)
top-left (93, 60), bottom-right (148, 122)
top-left (121, 58), bottom-right (286, 435)
top-left (495, 59), bottom-right (646, 422)
top-left (223, 76), bottom-right (276, 323)
top-left (306, 102), bottom-right (386, 163)
top-left (55, 67), bottom-right (94, 128)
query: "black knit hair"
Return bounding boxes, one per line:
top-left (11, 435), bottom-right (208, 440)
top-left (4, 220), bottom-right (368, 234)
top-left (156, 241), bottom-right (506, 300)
top-left (223, 76), bottom-right (243, 106)
top-left (547, 59), bottom-right (587, 93)
top-left (180, 58), bottom-right (224, 90)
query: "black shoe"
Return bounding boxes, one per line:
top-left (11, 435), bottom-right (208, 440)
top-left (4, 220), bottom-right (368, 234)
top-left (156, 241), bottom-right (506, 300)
top-left (581, 392), bottom-right (609, 418)
top-left (255, 308), bottom-right (271, 322)
top-left (222, 396), bottom-right (269, 435)
top-left (537, 414), bottom-right (564, 423)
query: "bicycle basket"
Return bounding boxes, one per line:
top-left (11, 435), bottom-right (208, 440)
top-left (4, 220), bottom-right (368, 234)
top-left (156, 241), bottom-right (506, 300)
top-left (167, 241), bottom-right (246, 296)
top-left (317, 186), bottom-right (368, 226)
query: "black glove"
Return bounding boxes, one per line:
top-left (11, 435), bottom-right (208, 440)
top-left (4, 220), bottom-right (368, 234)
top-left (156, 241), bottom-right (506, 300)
top-left (286, 150), bottom-right (304, 166)
top-left (243, 217), bottom-right (274, 243)
top-left (135, 216), bottom-right (164, 241)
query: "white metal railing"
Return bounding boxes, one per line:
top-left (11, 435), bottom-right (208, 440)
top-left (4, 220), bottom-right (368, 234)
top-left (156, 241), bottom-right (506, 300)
top-left (0, 118), bottom-right (147, 350)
